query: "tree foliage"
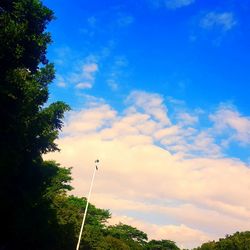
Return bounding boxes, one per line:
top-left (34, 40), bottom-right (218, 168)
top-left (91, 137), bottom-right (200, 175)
top-left (107, 223), bottom-right (148, 248)
top-left (194, 231), bottom-right (250, 250)
top-left (146, 239), bottom-right (180, 250)
top-left (0, 0), bottom-right (69, 248)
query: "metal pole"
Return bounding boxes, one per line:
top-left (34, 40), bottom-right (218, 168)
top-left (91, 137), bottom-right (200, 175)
top-left (76, 160), bottom-right (99, 250)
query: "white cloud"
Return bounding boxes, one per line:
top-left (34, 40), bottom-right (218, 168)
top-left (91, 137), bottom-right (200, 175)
top-left (126, 91), bottom-right (171, 126)
top-left (165, 0), bottom-right (195, 9)
top-left (117, 15), bottom-right (134, 27)
top-left (75, 82), bottom-right (92, 89)
top-left (65, 60), bottom-right (98, 90)
top-left (77, 62), bottom-right (99, 85)
top-left (106, 56), bottom-right (128, 91)
top-left (54, 56), bottom-right (99, 90)
top-left (57, 81), bottom-right (67, 88)
top-left (154, 126), bottom-right (180, 140)
top-left (150, 224), bottom-right (212, 249)
top-left (200, 12), bottom-right (237, 31)
top-left (149, 0), bottom-right (195, 9)
top-left (83, 63), bottom-right (98, 74)
top-left (87, 16), bottom-right (97, 27)
top-left (210, 105), bottom-right (250, 145)
top-left (107, 79), bottom-right (119, 91)
top-left (44, 91), bottom-right (250, 249)
top-left (63, 104), bottom-right (116, 136)
top-left (53, 46), bottom-right (72, 66)
top-left (108, 215), bottom-right (213, 249)
top-left (176, 112), bottom-right (199, 126)
top-left (56, 74), bottom-right (67, 88)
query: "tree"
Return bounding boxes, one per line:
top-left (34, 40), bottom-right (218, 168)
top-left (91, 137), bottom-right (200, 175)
top-left (146, 239), bottom-right (180, 250)
top-left (107, 223), bottom-right (148, 249)
top-left (194, 231), bottom-right (250, 250)
top-left (48, 194), bottom-right (111, 249)
top-left (98, 235), bottom-right (130, 250)
top-left (0, 0), bottom-right (69, 248)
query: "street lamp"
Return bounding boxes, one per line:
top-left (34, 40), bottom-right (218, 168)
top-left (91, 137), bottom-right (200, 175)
top-left (76, 159), bottom-right (99, 250)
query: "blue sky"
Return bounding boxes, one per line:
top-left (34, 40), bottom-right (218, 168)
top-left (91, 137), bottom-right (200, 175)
top-left (44, 0), bottom-right (250, 162)
top-left (45, 0), bottom-right (250, 112)
top-left (43, 0), bottom-right (250, 248)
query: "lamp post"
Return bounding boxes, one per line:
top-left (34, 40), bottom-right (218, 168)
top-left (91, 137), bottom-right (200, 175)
top-left (76, 159), bottom-right (99, 250)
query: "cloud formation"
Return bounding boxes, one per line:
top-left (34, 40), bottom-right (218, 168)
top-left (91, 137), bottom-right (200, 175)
top-left (45, 91), bottom-right (250, 248)
top-left (106, 56), bottom-right (129, 91)
top-left (117, 15), bottom-right (134, 27)
top-left (210, 104), bottom-right (250, 145)
top-left (200, 12), bottom-right (237, 32)
top-left (165, 0), bottom-right (195, 9)
top-left (75, 82), bottom-right (93, 89)
top-left (151, 0), bottom-right (195, 9)
top-left (56, 56), bottom-right (99, 89)
top-left (108, 215), bottom-right (212, 249)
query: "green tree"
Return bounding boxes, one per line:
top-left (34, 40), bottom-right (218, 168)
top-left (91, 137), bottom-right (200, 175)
top-left (98, 235), bottom-right (130, 250)
top-left (194, 241), bottom-right (216, 250)
top-left (107, 223), bottom-right (148, 249)
top-left (194, 231), bottom-right (250, 250)
top-left (50, 195), bottom-right (111, 249)
top-left (146, 239), bottom-right (180, 250)
top-left (0, 0), bottom-right (69, 248)
top-left (42, 160), bottom-right (73, 199)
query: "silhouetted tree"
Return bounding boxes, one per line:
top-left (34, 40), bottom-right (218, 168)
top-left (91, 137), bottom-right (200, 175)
top-left (0, 0), bottom-right (69, 248)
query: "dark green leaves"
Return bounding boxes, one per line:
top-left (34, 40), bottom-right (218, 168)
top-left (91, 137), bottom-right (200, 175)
top-left (0, 0), bottom-right (70, 248)
top-left (107, 223), bottom-right (148, 246)
top-left (146, 239), bottom-right (180, 250)
top-left (194, 231), bottom-right (250, 250)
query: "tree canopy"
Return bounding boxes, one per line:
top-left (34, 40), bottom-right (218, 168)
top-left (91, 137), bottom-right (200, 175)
top-left (0, 0), bottom-right (69, 248)
top-left (194, 231), bottom-right (250, 250)
top-left (146, 239), bottom-right (180, 250)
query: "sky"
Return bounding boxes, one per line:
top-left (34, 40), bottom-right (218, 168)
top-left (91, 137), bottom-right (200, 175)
top-left (42, 0), bottom-right (250, 248)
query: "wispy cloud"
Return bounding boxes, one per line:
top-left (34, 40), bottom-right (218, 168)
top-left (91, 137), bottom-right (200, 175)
top-left (75, 82), bottom-right (92, 89)
top-left (106, 56), bottom-right (129, 91)
top-left (151, 0), bottom-right (195, 9)
top-left (126, 91), bottom-right (171, 126)
top-left (200, 12), bottom-right (237, 32)
top-left (117, 15), bottom-right (134, 27)
top-left (87, 16), bottom-right (97, 27)
top-left (165, 0), bottom-right (195, 9)
top-left (55, 56), bottom-right (99, 89)
top-left (210, 104), bottom-right (250, 146)
top-left (190, 11), bottom-right (237, 45)
top-left (53, 46), bottom-right (72, 66)
top-left (56, 74), bottom-right (67, 88)
top-left (176, 112), bottom-right (199, 126)
top-left (82, 62), bottom-right (99, 80)
top-left (68, 61), bottom-right (98, 89)
top-left (107, 79), bottom-right (118, 91)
